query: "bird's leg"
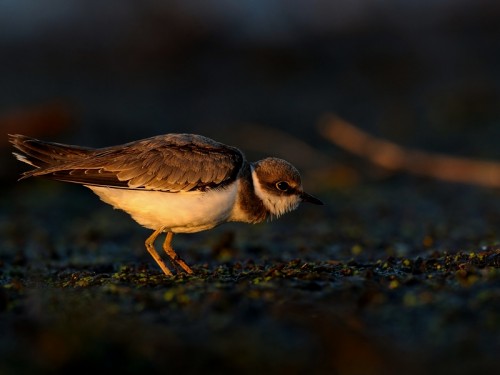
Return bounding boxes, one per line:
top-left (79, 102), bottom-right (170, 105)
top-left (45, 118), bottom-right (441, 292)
top-left (145, 227), bottom-right (173, 276)
top-left (162, 232), bottom-right (194, 274)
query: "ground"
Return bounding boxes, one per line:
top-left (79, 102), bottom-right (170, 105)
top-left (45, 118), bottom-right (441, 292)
top-left (1, 176), bottom-right (499, 375)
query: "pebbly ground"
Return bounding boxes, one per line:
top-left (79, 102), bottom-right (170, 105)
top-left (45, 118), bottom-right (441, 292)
top-left (1, 176), bottom-right (499, 375)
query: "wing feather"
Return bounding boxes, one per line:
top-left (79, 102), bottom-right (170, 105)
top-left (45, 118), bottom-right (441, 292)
top-left (11, 133), bottom-right (245, 192)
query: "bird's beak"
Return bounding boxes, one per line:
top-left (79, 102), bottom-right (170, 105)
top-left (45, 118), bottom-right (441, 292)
top-left (300, 191), bottom-right (324, 205)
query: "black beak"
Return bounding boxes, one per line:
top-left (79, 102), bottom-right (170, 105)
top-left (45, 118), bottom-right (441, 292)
top-left (300, 192), bottom-right (324, 205)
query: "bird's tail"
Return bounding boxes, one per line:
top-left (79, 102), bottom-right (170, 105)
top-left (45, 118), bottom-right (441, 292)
top-left (8, 134), bottom-right (92, 179)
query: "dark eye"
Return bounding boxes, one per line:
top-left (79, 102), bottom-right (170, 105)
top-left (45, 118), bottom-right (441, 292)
top-left (276, 181), bottom-right (290, 191)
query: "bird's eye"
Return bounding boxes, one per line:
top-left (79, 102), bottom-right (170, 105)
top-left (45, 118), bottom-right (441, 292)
top-left (276, 181), bottom-right (290, 191)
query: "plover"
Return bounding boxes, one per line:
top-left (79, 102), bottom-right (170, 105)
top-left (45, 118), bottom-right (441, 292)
top-left (9, 133), bottom-right (323, 276)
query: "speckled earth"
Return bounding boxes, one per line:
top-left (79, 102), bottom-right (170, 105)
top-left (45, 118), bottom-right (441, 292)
top-left (1, 176), bottom-right (499, 374)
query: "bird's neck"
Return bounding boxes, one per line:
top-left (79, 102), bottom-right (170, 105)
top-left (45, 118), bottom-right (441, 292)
top-left (229, 162), bottom-right (269, 224)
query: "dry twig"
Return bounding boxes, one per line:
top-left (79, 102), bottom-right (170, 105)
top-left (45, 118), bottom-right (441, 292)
top-left (319, 114), bottom-right (500, 188)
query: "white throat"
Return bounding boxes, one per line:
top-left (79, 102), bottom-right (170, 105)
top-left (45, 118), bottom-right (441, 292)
top-left (251, 166), bottom-right (301, 218)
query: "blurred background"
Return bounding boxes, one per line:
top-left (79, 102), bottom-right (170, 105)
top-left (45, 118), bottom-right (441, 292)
top-left (1, 0), bottom-right (500, 183)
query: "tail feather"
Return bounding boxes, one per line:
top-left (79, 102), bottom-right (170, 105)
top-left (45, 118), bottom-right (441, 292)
top-left (8, 134), bottom-right (93, 179)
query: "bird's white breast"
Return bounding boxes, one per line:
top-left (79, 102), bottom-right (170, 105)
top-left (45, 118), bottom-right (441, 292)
top-left (86, 183), bottom-right (239, 233)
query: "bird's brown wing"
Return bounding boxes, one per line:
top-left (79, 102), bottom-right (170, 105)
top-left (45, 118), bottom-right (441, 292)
top-left (10, 133), bottom-right (245, 192)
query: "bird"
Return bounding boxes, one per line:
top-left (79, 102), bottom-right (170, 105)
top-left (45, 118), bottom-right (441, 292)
top-left (9, 133), bottom-right (323, 276)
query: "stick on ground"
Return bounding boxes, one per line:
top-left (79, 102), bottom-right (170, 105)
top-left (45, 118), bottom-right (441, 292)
top-left (319, 114), bottom-right (500, 188)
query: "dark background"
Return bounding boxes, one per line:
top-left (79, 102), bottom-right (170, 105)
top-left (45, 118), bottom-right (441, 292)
top-left (1, 0), bottom-right (500, 155)
top-left (1, 1), bottom-right (500, 374)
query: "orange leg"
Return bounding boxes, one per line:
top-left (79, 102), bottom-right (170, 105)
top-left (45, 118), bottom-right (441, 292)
top-left (144, 227), bottom-right (173, 276)
top-left (162, 232), bottom-right (194, 274)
